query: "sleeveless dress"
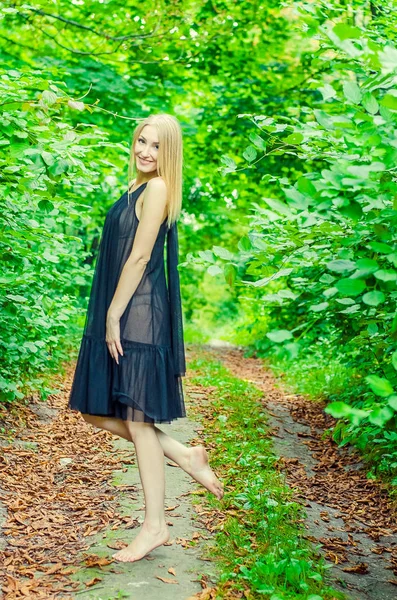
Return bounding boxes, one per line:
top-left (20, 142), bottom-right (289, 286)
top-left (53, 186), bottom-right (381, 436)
top-left (67, 182), bottom-right (186, 424)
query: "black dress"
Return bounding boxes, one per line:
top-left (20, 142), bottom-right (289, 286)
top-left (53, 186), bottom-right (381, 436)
top-left (68, 182), bottom-right (186, 424)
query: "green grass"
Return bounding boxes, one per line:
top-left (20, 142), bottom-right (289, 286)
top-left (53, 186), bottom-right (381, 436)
top-left (187, 348), bottom-right (345, 600)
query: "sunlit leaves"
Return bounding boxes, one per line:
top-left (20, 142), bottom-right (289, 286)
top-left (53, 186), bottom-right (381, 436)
top-left (361, 92), bottom-right (379, 115)
top-left (243, 145), bottom-right (257, 162)
top-left (249, 132), bottom-right (266, 151)
top-left (266, 329), bottom-right (293, 343)
top-left (326, 259), bottom-right (356, 273)
top-left (220, 155), bottom-right (237, 174)
top-left (366, 375), bottom-right (394, 398)
top-left (362, 291), bottom-right (385, 306)
top-left (343, 81), bottom-right (361, 104)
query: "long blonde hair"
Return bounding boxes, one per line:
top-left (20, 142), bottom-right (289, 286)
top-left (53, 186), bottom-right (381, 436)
top-left (127, 113), bottom-right (183, 229)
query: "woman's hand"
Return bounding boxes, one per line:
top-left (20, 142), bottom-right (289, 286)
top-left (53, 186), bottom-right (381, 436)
top-left (106, 313), bottom-right (124, 364)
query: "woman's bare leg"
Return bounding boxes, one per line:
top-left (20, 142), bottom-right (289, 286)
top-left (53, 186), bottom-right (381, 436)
top-left (81, 414), bottom-right (224, 499)
top-left (112, 421), bottom-right (169, 562)
top-left (154, 425), bottom-right (224, 500)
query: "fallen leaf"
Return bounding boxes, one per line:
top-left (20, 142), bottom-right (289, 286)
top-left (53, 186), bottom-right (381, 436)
top-left (85, 576), bottom-right (102, 587)
top-left (155, 575), bottom-right (179, 584)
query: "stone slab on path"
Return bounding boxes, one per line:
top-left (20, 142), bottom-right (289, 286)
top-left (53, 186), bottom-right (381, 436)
top-left (70, 414), bottom-right (218, 600)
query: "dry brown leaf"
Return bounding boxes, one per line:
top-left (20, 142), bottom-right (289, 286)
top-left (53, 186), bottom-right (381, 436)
top-left (341, 562), bottom-right (369, 574)
top-left (84, 554), bottom-right (113, 568)
top-left (155, 575), bottom-right (179, 584)
top-left (84, 576), bottom-right (102, 587)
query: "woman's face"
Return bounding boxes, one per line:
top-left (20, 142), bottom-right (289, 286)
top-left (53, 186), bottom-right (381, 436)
top-left (134, 125), bottom-right (159, 175)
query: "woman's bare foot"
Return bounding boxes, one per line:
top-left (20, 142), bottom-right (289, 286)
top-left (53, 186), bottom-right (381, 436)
top-left (186, 445), bottom-right (224, 500)
top-left (112, 521), bottom-right (170, 563)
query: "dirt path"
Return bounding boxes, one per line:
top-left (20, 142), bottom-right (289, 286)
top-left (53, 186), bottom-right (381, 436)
top-left (2, 342), bottom-right (397, 599)
top-left (207, 344), bottom-right (397, 600)
top-left (0, 348), bottom-right (219, 600)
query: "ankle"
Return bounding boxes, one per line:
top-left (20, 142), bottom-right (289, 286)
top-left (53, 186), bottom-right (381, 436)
top-left (182, 447), bottom-right (193, 472)
top-left (143, 519), bottom-right (168, 534)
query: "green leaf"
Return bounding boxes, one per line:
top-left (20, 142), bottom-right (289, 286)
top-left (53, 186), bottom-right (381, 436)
top-left (6, 294), bottom-right (28, 303)
top-left (38, 199), bottom-right (54, 212)
top-left (212, 246), bottom-right (235, 260)
top-left (297, 177), bottom-right (317, 197)
top-left (335, 278), bottom-right (366, 296)
top-left (264, 197), bottom-right (293, 216)
top-left (318, 83), bottom-right (336, 101)
top-left (41, 90), bottom-right (57, 105)
top-left (207, 264), bottom-right (223, 276)
top-left (333, 23), bottom-right (362, 40)
top-left (198, 250), bottom-right (215, 263)
top-left (355, 258), bottom-right (379, 274)
top-left (324, 401), bottom-right (352, 418)
top-left (266, 329), bottom-right (293, 343)
top-left (368, 241), bottom-right (394, 254)
top-left (327, 259), bottom-right (356, 273)
top-left (41, 151), bottom-right (55, 166)
top-left (23, 341), bottom-right (38, 353)
top-left (368, 322), bottom-right (378, 335)
top-left (343, 81), bottom-right (361, 104)
top-left (392, 351), bottom-right (397, 371)
top-left (220, 155), bottom-right (237, 170)
top-left (366, 375), bottom-right (394, 397)
top-left (284, 132), bottom-right (304, 145)
top-left (339, 304), bottom-right (361, 314)
top-left (374, 269), bottom-right (397, 281)
top-left (336, 298), bottom-right (356, 305)
top-left (323, 286), bottom-right (339, 298)
top-left (238, 236), bottom-right (251, 252)
top-left (347, 162), bottom-right (385, 178)
top-left (42, 250), bottom-right (60, 263)
top-left (249, 132), bottom-right (266, 150)
top-left (362, 290), bottom-right (385, 306)
top-left (388, 395), bottom-right (397, 410)
top-left (381, 93), bottom-right (397, 110)
top-left (67, 99), bottom-right (85, 111)
top-left (368, 406), bottom-right (394, 427)
top-left (361, 92), bottom-right (379, 115)
top-left (313, 109), bottom-right (334, 131)
top-left (243, 145), bottom-right (257, 162)
top-left (224, 263), bottom-right (236, 287)
top-left (309, 302), bottom-right (329, 312)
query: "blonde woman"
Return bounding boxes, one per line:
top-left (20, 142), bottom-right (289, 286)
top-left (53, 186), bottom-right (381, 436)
top-left (68, 113), bottom-right (224, 563)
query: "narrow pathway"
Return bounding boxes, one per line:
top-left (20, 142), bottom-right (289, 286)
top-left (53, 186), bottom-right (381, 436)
top-left (2, 342), bottom-right (396, 599)
top-left (0, 346), bottom-right (219, 600)
top-left (69, 416), bottom-right (214, 600)
top-left (208, 344), bottom-right (397, 600)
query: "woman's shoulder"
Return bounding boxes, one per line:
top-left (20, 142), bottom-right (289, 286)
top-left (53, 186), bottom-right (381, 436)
top-left (146, 176), bottom-right (167, 192)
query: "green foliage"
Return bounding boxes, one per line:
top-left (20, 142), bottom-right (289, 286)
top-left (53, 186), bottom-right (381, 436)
top-left (200, 1), bottom-right (397, 483)
top-left (0, 0), bottom-right (292, 406)
top-left (0, 67), bottom-right (108, 402)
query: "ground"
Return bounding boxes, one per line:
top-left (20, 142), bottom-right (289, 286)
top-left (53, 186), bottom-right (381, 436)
top-left (0, 342), bottom-right (396, 599)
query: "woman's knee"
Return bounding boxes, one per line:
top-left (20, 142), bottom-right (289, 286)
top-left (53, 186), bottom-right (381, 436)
top-left (124, 420), bottom-right (154, 441)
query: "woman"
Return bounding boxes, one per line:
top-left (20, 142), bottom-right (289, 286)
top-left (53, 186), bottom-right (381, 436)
top-left (68, 113), bottom-right (224, 564)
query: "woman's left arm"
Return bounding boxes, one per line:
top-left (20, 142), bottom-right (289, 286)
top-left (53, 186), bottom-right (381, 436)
top-left (106, 178), bottom-right (168, 364)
